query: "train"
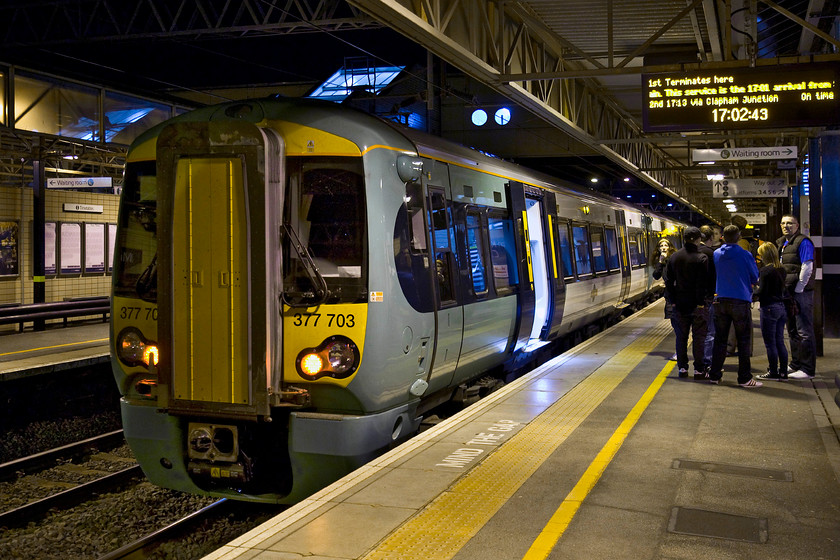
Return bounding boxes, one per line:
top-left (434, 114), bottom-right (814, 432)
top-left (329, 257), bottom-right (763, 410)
top-left (110, 96), bottom-right (686, 503)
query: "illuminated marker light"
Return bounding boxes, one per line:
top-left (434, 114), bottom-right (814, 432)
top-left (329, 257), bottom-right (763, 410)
top-left (143, 345), bottom-right (159, 367)
top-left (471, 109), bottom-right (488, 126)
top-left (494, 107), bottom-right (511, 125)
top-left (300, 353), bottom-right (324, 377)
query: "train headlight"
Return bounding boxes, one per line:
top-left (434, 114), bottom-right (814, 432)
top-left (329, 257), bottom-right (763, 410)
top-left (295, 335), bottom-right (360, 380)
top-left (327, 340), bottom-right (355, 374)
top-left (117, 328), bottom-right (159, 368)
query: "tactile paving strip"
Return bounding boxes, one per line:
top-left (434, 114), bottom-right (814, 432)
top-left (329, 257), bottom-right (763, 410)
top-left (362, 322), bottom-right (673, 560)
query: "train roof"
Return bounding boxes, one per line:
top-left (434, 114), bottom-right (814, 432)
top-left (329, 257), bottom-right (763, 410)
top-left (128, 96), bottom-right (687, 231)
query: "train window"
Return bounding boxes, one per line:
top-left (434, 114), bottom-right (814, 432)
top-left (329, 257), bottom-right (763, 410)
top-left (466, 212), bottom-right (488, 295)
top-left (488, 213), bottom-right (518, 291)
top-left (639, 233), bottom-right (649, 264)
top-left (628, 229), bottom-right (641, 266)
top-left (429, 190), bottom-right (456, 304)
top-left (283, 156), bottom-right (367, 305)
top-left (591, 227), bottom-right (607, 273)
top-left (556, 221), bottom-right (574, 279)
top-left (114, 160), bottom-right (158, 301)
top-left (405, 182), bottom-right (427, 252)
top-left (605, 228), bottom-right (620, 270)
top-left (572, 224), bottom-right (592, 276)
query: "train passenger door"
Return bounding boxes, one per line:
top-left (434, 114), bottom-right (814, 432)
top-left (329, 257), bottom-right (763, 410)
top-left (424, 165), bottom-right (463, 394)
top-left (505, 182), bottom-right (535, 355)
top-left (526, 195), bottom-right (551, 342)
top-left (542, 193), bottom-right (567, 339)
top-left (614, 210), bottom-right (632, 306)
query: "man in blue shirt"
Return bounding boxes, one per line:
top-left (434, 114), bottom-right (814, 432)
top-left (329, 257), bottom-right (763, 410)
top-left (777, 214), bottom-right (816, 379)
top-left (702, 225), bottom-right (762, 387)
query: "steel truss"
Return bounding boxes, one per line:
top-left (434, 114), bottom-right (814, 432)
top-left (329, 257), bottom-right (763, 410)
top-left (0, 126), bottom-right (126, 189)
top-left (346, 0), bottom-right (722, 220)
top-left (0, 0), bottom-right (383, 45)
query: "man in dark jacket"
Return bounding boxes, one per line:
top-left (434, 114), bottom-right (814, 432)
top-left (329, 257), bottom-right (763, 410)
top-left (705, 225), bottom-right (762, 387)
top-left (665, 227), bottom-right (716, 378)
top-left (776, 214), bottom-right (816, 379)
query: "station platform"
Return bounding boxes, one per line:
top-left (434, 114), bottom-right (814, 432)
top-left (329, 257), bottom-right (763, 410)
top-left (0, 322), bottom-right (110, 380)
top-left (205, 301), bottom-right (840, 560)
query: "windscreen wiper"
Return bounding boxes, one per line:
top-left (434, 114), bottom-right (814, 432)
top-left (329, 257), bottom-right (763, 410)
top-left (281, 224), bottom-right (329, 307)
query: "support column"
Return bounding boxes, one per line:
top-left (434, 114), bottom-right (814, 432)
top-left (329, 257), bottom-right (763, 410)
top-left (818, 132), bottom-right (840, 341)
top-left (31, 140), bottom-right (46, 331)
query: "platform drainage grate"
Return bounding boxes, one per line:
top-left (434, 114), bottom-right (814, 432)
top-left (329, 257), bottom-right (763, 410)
top-left (668, 507), bottom-right (768, 543)
top-left (672, 459), bottom-right (793, 481)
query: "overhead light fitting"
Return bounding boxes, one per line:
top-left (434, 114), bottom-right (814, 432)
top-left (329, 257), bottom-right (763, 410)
top-left (706, 174), bottom-right (724, 180)
top-left (698, 161), bottom-right (716, 165)
top-left (723, 198), bottom-right (735, 203)
top-left (590, 177), bottom-right (599, 183)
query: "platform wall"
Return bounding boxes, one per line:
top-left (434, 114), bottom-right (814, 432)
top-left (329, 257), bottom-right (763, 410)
top-left (0, 185), bottom-right (120, 329)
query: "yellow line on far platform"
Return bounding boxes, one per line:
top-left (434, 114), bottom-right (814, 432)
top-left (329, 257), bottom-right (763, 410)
top-left (522, 360), bottom-right (675, 560)
top-left (0, 338), bottom-right (109, 358)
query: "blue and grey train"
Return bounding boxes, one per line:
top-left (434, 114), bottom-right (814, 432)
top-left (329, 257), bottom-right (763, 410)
top-left (110, 97), bottom-right (685, 503)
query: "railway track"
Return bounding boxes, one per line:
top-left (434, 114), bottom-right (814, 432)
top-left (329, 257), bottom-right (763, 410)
top-left (95, 499), bottom-right (230, 560)
top-left (0, 430), bottom-right (141, 527)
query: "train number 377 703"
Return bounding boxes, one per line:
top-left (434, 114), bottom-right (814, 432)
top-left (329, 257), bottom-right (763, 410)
top-left (292, 313), bottom-right (355, 328)
top-left (120, 306), bottom-right (159, 320)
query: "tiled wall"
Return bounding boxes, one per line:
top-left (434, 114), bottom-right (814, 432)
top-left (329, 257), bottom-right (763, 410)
top-left (0, 185), bottom-right (120, 309)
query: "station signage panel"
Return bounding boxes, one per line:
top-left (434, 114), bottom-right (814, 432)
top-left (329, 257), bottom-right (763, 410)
top-left (643, 63), bottom-right (840, 132)
top-left (732, 212), bottom-right (767, 225)
top-left (692, 146), bottom-right (797, 162)
top-left (47, 177), bottom-right (113, 189)
top-left (712, 177), bottom-right (787, 198)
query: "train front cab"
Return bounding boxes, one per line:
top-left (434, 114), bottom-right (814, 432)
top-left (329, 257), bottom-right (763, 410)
top-left (113, 116), bottom-right (415, 503)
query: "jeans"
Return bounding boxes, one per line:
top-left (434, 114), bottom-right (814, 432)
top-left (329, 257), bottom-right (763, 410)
top-left (671, 304), bottom-right (709, 372)
top-left (703, 303), bottom-right (715, 368)
top-left (787, 290), bottom-right (816, 375)
top-left (709, 298), bottom-right (753, 384)
top-left (760, 302), bottom-right (788, 376)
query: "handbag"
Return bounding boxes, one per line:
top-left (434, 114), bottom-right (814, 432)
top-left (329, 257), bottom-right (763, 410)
top-left (783, 289), bottom-right (799, 317)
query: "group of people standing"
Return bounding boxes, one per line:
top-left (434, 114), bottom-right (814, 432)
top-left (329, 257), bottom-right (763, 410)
top-left (655, 214), bottom-right (816, 387)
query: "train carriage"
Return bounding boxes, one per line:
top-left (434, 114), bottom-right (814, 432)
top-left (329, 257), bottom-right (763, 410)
top-left (111, 97), bottom-right (685, 503)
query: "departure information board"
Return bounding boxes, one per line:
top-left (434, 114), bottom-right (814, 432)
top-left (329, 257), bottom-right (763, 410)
top-left (642, 63), bottom-right (840, 132)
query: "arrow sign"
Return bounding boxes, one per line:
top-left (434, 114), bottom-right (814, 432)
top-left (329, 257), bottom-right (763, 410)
top-left (693, 146), bottom-right (798, 162)
top-left (713, 178), bottom-right (788, 198)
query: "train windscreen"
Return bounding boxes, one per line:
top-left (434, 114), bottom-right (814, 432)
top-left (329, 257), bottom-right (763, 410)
top-left (114, 160), bottom-right (158, 301)
top-left (282, 156), bottom-right (367, 306)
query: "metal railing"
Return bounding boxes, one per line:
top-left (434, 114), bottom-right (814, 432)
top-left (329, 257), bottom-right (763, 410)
top-left (0, 297), bottom-right (110, 332)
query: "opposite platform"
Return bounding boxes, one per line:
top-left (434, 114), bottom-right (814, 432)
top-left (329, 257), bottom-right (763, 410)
top-left (205, 301), bottom-right (840, 560)
top-left (0, 322), bottom-right (110, 380)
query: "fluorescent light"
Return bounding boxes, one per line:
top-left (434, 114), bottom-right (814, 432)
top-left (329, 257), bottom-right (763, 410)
top-left (590, 177), bottom-right (599, 183)
top-left (698, 161), bottom-right (716, 165)
top-left (722, 199), bottom-right (735, 203)
top-left (706, 174), bottom-right (724, 180)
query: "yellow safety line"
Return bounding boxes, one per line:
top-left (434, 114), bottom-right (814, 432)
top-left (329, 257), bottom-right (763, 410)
top-left (523, 359), bottom-right (674, 560)
top-left (362, 322), bottom-right (672, 560)
top-left (0, 338), bottom-right (109, 357)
